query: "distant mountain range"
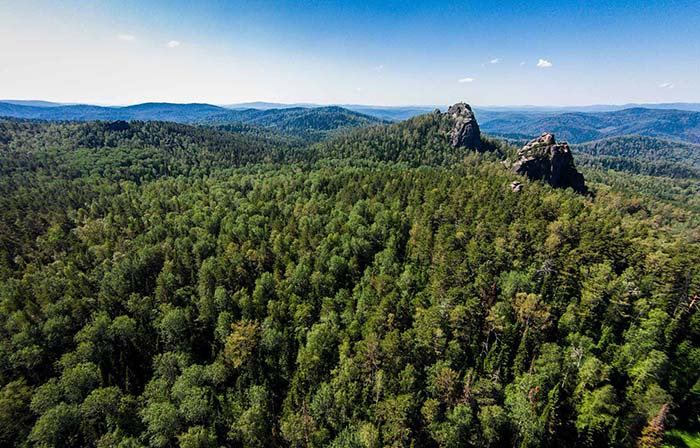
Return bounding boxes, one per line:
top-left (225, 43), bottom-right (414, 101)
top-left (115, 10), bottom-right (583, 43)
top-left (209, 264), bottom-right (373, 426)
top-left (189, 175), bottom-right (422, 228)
top-left (0, 101), bottom-right (227, 122)
top-left (3, 100), bottom-right (700, 145)
top-left (478, 108), bottom-right (700, 144)
top-left (475, 103), bottom-right (700, 113)
top-left (0, 100), bottom-right (75, 108)
top-left (0, 100), bottom-right (439, 121)
top-left (219, 101), bottom-right (700, 121)
top-left (7, 99), bottom-right (700, 119)
top-left (222, 101), bottom-right (700, 114)
top-left (0, 102), bottom-right (385, 139)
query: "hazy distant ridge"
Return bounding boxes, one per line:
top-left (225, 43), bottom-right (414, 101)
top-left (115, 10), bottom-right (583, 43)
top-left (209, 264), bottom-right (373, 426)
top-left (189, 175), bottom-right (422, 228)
top-left (4, 100), bottom-right (700, 144)
top-left (0, 102), bottom-right (385, 134)
top-left (479, 107), bottom-right (700, 144)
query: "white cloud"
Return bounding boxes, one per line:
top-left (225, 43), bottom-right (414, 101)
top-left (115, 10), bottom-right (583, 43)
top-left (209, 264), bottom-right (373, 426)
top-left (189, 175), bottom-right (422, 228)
top-left (490, 58), bottom-right (500, 64)
top-left (458, 77), bottom-right (474, 83)
top-left (117, 34), bottom-right (136, 42)
top-left (537, 58), bottom-right (553, 68)
top-left (658, 82), bottom-right (674, 89)
top-left (371, 64), bottom-right (384, 71)
top-left (520, 61), bottom-right (526, 66)
top-left (167, 40), bottom-right (181, 48)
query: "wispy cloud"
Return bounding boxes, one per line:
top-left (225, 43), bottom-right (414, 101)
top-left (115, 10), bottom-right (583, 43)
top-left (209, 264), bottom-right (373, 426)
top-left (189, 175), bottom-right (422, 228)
top-left (490, 58), bottom-right (500, 64)
top-left (537, 58), bottom-right (553, 68)
top-left (520, 61), bottom-right (526, 66)
top-left (117, 34), bottom-right (136, 42)
top-left (658, 82), bottom-right (674, 89)
top-left (371, 64), bottom-right (384, 72)
top-left (458, 77), bottom-right (475, 83)
top-left (167, 40), bottom-right (181, 48)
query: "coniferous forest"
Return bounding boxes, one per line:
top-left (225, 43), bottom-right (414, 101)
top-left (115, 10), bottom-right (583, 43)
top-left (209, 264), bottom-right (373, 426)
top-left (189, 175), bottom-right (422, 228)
top-left (0, 111), bottom-right (699, 448)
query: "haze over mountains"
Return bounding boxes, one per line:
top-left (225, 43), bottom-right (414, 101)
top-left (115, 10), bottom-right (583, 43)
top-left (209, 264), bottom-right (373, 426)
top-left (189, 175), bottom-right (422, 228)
top-left (478, 108), bottom-right (700, 144)
top-left (0, 102), bottom-right (386, 140)
top-left (0, 100), bottom-right (433, 123)
top-left (3, 100), bottom-right (700, 145)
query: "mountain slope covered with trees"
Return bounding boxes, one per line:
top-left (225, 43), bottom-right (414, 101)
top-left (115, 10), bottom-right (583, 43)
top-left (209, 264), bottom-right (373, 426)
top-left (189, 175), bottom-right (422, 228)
top-left (574, 135), bottom-right (700, 166)
top-left (0, 103), bottom-right (385, 140)
top-left (479, 108), bottom-right (700, 144)
top-left (0, 111), bottom-right (698, 448)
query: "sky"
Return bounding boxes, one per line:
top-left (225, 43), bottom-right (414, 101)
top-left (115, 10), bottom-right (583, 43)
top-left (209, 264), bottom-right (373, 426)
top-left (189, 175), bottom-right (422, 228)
top-left (1, 0), bottom-right (699, 106)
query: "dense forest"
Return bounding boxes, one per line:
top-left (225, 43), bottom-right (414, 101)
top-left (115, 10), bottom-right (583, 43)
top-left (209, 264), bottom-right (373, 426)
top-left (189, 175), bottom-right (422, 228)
top-left (0, 112), bottom-right (699, 448)
top-left (574, 136), bottom-right (700, 166)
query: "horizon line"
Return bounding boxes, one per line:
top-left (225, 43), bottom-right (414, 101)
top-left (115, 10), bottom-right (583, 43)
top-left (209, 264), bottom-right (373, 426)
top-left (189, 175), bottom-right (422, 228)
top-left (3, 98), bottom-right (700, 110)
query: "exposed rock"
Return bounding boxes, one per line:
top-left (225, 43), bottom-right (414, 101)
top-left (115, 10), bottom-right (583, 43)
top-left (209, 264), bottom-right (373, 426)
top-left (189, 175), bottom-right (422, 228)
top-left (446, 102), bottom-right (481, 150)
top-left (511, 133), bottom-right (587, 193)
top-left (510, 181), bottom-right (523, 193)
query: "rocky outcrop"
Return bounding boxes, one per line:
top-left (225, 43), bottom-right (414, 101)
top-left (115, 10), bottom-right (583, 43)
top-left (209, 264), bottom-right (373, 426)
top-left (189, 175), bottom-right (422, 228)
top-left (511, 133), bottom-right (587, 193)
top-left (446, 103), bottom-right (481, 150)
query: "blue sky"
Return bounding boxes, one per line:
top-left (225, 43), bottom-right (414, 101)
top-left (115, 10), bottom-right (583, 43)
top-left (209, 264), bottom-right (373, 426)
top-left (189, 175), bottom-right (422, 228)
top-left (1, 0), bottom-right (699, 106)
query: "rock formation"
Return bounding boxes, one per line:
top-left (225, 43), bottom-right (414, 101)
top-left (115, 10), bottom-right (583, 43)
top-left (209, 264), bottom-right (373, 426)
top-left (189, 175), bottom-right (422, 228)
top-left (511, 133), bottom-right (587, 193)
top-left (446, 102), bottom-right (481, 150)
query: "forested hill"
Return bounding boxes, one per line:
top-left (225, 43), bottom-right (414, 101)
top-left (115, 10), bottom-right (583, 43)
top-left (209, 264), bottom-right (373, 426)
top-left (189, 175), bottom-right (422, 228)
top-left (227, 106), bottom-right (385, 140)
top-left (0, 110), bottom-right (699, 448)
top-left (479, 107), bottom-right (700, 144)
top-left (0, 109), bottom-right (500, 172)
top-left (566, 135), bottom-right (700, 182)
top-left (0, 102), bottom-right (385, 139)
top-left (0, 102), bottom-right (227, 122)
top-left (0, 119), bottom-right (306, 177)
top-left (573, 135), bottom-right (700, 167)
top-left (311, 109), bottom-right (508, 165)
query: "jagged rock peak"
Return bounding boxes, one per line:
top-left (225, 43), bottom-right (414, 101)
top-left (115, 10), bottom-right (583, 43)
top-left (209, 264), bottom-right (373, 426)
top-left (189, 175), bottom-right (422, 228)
top-left (446, 102), bottom-right (481, 150)
top-left (512, 133), bottom-right (587, 193)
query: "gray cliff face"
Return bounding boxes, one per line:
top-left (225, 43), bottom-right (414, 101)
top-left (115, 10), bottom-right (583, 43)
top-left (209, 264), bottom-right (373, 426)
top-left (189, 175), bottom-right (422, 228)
top-left (511, 133), bottom-right (587, 193)
top-left (446, 102), bottom-right (482, 150)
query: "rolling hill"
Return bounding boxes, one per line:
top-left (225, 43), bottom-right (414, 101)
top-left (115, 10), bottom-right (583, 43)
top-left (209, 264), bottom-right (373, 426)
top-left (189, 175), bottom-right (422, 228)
top-left (0, 101), bottom-right (229, 122)
top-left (0, 100), bottom-right (70, 107)
top-left (223, 106), bottom-right (385, 136)
top-left (479, 107), bottom-right (700, 144)
top-left (573, 135), bottom-right (700, 167)
top-left (0, 102), bottom-right (385, 138)
top-left (569, 135), bottom-right (700, 180)
top-left (6, 101), bottom-right (700, 146)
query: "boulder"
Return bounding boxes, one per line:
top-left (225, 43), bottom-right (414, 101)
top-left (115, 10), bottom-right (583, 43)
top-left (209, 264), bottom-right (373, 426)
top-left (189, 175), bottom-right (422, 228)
top-left (511, 133), bottom-right (587, 193)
